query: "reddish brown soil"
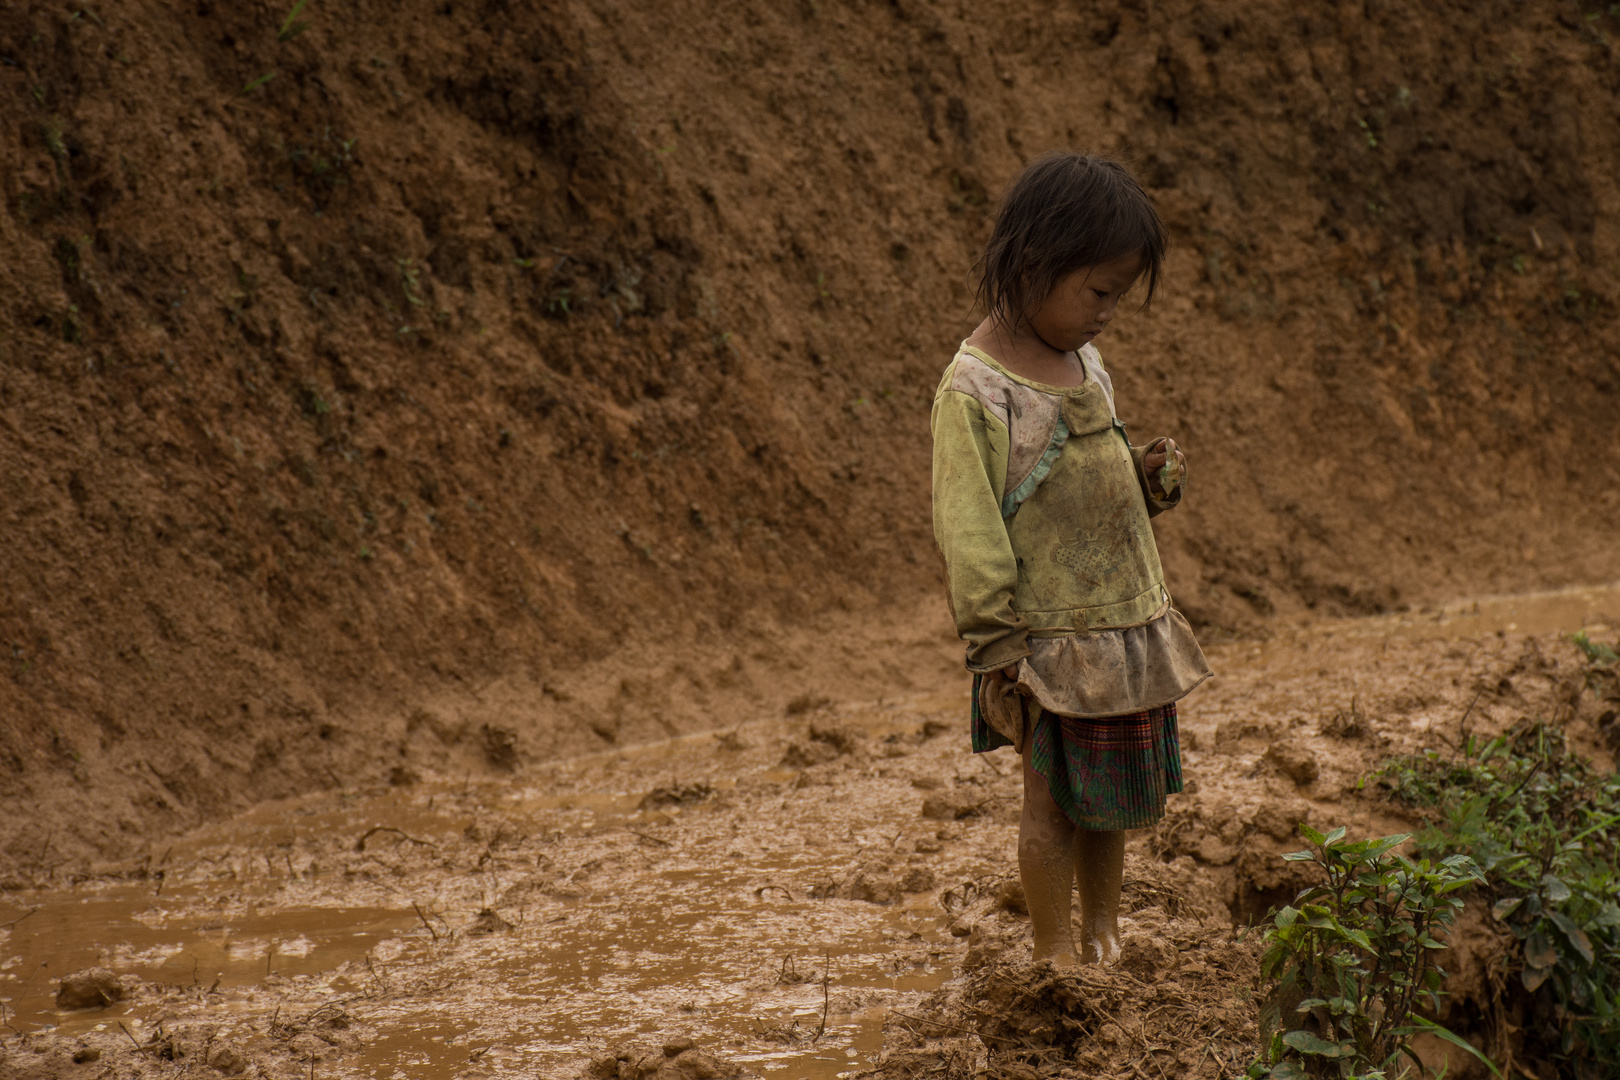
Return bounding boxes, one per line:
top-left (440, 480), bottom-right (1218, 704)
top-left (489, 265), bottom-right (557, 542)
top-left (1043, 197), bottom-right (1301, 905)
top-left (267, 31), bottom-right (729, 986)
top-left (2, 1), bottom-right (1619, 876)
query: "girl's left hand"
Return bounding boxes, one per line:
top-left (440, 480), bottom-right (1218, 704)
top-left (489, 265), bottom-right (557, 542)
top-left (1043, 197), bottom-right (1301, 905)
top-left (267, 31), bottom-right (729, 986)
top-left (1143, 437), bottom-right (1186, 496)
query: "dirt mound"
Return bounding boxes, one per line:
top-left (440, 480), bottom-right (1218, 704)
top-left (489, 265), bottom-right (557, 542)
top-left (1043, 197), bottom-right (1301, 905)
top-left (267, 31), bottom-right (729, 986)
top-left (582, 1040), bottom-right (744, 1080)
top-left (861, 852), bottom-right (1260, 1079)
top-left (3, 1), bottom-right (1619, 876)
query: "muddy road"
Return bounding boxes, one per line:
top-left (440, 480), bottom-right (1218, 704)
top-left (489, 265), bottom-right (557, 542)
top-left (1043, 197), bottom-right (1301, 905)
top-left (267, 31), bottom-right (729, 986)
top-left (2, 587), bottom-right (1616, 1080)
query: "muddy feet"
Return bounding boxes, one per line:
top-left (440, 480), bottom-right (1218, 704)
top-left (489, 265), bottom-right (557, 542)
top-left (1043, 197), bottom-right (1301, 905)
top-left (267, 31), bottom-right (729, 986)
top-left (1031, 942), bottom-right (1081, 969)
top-left (1079, 927), bottom-right (1121, 966)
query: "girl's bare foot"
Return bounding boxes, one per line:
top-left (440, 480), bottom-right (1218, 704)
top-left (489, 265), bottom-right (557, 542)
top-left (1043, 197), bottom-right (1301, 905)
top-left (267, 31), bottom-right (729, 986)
top-left (1033, 942), bottom-right (1081, 969)
top-left (1078, 927), bottom-right (1121, 966)
top-left (1075, 830), bottom-right (1125, 965)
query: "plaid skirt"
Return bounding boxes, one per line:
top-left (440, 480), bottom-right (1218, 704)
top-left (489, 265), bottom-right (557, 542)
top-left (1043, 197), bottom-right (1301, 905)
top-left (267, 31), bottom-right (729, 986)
top-left (971, 674), bottom-right (1184, 831)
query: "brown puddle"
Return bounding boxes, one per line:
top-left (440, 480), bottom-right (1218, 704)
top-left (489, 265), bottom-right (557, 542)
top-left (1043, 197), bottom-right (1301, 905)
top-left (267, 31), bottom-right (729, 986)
top-left (0, 885), bottom-right (414, 1035)
top-left (0, 702), bottom-right (968, 1078)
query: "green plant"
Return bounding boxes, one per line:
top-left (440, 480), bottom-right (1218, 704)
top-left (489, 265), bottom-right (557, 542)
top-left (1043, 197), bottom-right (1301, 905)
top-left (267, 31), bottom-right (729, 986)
top-left (278, 0), bottom-right (314, 42)
top-left (397, 258), bottom-right (425, 308)
top-left (1249, 826), bottom-right (1494, 1080)
top-left (41, 116), bottom-right (68, 160)
top-left (1376, 713), bottom-right (1620, 1077)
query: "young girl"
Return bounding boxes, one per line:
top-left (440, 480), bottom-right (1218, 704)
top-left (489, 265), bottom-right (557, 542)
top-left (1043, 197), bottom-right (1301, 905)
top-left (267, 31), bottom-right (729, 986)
top-left (931, 152), bottom-right (1211, 967)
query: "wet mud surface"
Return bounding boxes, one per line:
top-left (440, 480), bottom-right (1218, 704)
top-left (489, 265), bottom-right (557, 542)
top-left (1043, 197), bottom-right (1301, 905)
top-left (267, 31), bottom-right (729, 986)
top-left (3, 588), bottom-right (1616, 1079)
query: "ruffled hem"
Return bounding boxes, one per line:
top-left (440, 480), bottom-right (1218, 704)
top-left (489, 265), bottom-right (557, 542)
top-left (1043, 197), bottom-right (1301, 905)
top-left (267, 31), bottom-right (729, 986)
top-left (1014, 607), bottom-right (1212, 719)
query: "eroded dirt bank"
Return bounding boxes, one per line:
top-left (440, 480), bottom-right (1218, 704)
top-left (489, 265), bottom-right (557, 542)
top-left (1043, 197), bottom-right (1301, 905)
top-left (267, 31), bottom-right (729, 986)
top-left (4, 2), bottom-right (1620, 876)
top-left (2, 595), bottom-right (1614, 1079)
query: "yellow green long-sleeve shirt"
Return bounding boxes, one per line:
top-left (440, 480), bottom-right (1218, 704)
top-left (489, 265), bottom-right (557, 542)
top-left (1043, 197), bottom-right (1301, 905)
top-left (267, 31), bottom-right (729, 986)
top-left (931, 343), bottom-right (1189, 681)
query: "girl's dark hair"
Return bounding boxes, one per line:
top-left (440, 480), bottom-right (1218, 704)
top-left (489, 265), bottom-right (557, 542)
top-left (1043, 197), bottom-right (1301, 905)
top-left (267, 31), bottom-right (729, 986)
top-left (976, 152), bottom-right (1167, 328)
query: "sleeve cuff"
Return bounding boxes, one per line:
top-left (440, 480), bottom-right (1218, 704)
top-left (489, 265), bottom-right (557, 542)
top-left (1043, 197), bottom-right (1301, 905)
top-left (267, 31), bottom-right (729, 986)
top-left (1131, 440), bottom-right (1184, 518)
top-left (965, 629), bottom-right (1032, 673)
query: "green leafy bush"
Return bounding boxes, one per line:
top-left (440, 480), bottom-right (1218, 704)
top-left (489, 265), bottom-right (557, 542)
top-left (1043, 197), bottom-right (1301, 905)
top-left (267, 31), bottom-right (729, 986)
top-left (1376, 712), bottom-right (1620, 1075)
top-left (1249, 826), bottom-right (1493, 1080)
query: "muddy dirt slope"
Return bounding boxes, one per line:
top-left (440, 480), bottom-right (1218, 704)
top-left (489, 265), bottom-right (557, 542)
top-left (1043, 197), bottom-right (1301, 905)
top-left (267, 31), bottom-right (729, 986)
top-left (3, 1), bottom-right (1619, 876)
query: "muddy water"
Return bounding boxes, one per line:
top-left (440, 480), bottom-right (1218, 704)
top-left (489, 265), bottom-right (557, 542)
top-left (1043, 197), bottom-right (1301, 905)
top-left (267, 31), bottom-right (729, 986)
top-left (0, 701), bottom-right (972, 1078)
top-left (0, 886), bottom-right (411, 1025)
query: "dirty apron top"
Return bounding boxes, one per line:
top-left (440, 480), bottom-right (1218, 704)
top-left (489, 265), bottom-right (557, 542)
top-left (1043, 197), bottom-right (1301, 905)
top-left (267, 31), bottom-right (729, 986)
top-left (930, 342), bottom-right (1211, 736)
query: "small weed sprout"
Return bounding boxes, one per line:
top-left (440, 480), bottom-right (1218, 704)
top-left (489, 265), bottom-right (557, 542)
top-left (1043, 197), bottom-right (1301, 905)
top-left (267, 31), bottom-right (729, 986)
top-left (1249, 826), bottom-right (1495, 1080)
top-left (277, 0), bottom-right (314, 42)
top-left (397, 258), bottom-right (425, 308)
top-left (41, 117), bottom-right (68, 161)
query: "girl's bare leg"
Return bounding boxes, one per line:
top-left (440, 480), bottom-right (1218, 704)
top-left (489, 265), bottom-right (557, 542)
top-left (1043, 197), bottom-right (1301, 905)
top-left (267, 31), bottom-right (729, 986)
top-left (1075, 829), bottom-right (1125, 964)
top-left (1019, 726), bottom-right (1078, 965)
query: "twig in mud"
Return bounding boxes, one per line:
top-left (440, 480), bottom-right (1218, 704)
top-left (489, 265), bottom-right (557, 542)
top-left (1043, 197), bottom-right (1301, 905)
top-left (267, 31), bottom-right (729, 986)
top-left (13, 960), bottom-right (46, 1011)
top-left (623, 828), bottom-right (671, 847)
top-left (365, 952), bottom-right (389, 995)
top-left (1, 995), bottom-right (25, 1043)
top-left (355, 826), bottom-right (436, 852)
top-left (755, 884), bottom-right (794, 902)
top-left (411, 901), bottom-right (439, 942)
top-left (117, 1021), bottom-right (150, 1055)
top-left (0, 907), bottom-right (38, 930)
top-left (1452, 689), bottom-right (1485, 762)
top-left (812, 953), bottom-right (830, 1043)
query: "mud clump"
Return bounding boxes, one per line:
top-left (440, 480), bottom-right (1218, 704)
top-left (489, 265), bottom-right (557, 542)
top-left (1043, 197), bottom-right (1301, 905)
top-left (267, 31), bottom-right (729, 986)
top-left (583, 1039), bottom-right (743, 1080)
top-left (467, 907), bottom-right (514, 935)
top-left (1116, 933), bottom-right (1179, 981)
top-left (1262, 739), bottom-right (1321, 786)
top-left (992, 878), bottom-right (1029, 916)
top-left (810, 860), bottom-right (938, 904)
top-left (54, 967), bottom-right (132, 1010)
top-left (780, 722), bottom-right (862, 768)
top-left (206, 1045), bottom-right (249, 1076)
top-left (639, 782), bottom-right (715, 809)
top-left (784, 694), bottom-right (832, 717)
top-left (481, 724), bottom-right (520, 770)
top-left (921, 792), bottom-right (985, 820)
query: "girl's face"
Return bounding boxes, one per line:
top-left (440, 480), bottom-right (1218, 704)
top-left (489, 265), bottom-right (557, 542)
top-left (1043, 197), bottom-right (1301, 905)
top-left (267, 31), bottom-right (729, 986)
top-left (1025, 253), bottom-right (1145, 353)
